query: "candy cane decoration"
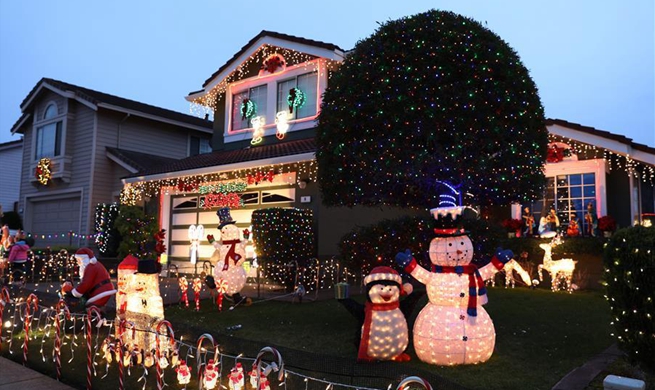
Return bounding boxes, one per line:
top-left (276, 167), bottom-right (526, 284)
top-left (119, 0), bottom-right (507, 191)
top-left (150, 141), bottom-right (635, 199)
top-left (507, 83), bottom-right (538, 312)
top-left (0, 286), bottom-right (10, 353)
top-left (156, 320), bottom-right (175, 390)
top-left (196, 333), bottom-right (216, 388)
top-left (254, 346), bottom-right (284, 389)
top-left (115, 338), bottom-right (125, 390)
top-left (216, 278), bottom-right (228, 311)
top-left (192, 277), bottom-right (202, 311)
top-left (23, 293), bottom-right (39, 366)
top-left (53, 299), bottom-right (71, 381)
top-left (396, 376), bottom-right (433, 390)
top-left (86, 306), bottom-right (103, 390)
top-left (179, 276), bottom-right (189, 308)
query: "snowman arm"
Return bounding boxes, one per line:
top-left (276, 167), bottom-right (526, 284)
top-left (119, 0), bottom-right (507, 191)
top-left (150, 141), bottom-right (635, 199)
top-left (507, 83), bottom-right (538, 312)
top-left (405, 259), bottom-right (432, 285)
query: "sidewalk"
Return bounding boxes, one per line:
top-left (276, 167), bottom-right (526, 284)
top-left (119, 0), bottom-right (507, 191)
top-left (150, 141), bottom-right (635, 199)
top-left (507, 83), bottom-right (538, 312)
top-left (0, 357), bottom-right (77, 390)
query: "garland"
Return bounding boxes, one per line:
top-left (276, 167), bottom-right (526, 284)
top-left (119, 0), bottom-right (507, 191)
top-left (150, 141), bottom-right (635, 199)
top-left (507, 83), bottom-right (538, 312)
top-left (287, 87), bottom-right (306, 114)
top-left (240, 99), bottom-right (256, 120)
top-left (202, 192), bottom-right (244, 210)
top-left (35, 157), bottom-right (52, 185)
top-left (198, 181), bottom-right (248, 195)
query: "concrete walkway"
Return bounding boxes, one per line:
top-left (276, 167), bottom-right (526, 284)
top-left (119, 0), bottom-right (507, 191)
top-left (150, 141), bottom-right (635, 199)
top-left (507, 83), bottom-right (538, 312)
top-left (0, 357), bottom-right (77, 390)
top-left (552, 344), bottom-right (624, 390)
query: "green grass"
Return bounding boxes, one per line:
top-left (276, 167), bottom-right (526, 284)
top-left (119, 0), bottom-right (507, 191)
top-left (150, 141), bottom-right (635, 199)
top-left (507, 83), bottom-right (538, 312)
top-left (1, 287), bottom-right (613, 389)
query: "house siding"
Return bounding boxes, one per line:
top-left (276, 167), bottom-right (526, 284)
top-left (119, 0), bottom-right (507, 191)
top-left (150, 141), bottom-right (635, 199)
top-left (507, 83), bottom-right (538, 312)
top-left (0, 142), bottom-right (22, 212)
top-left (117, 114), bottom-right (191, 159)
top-left (606, 171), bottom-right (631, 228)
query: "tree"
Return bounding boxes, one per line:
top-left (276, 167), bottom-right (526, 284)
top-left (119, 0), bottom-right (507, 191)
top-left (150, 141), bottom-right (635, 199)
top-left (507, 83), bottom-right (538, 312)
top-left (317, 10), bottom-right (547, 208)
top-left (113, 205), bottom-right (159, 260)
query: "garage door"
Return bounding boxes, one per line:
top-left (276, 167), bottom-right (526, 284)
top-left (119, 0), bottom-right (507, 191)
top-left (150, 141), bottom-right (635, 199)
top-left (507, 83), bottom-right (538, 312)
top-left (30, 197), bottom-right (81, 247)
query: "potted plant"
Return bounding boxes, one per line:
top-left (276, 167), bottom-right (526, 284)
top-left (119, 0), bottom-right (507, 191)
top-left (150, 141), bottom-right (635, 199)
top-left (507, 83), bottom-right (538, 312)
top-left (598, 215), bottom-right (617, 237)
top-left (502, 218), bottom-right (524, 238)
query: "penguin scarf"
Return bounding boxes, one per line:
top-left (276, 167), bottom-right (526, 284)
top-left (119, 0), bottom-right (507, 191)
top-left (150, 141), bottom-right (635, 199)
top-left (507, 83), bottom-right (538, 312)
top-left (357, 300), bottom-right (399, 361)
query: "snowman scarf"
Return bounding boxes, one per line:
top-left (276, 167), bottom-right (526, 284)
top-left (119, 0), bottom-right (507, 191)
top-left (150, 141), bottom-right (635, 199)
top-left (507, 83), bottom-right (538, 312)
top-left (432, 264), bottom-right (486, 317)
top-left (221, 239), bottom-right (242, 271)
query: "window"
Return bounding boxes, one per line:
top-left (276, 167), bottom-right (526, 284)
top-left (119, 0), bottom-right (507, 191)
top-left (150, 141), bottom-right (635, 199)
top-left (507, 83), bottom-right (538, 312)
top-left (277, 72), bottom-right (318, 119)
top-left (531, 173), bottom-right (596, 233)
top-left (232, 85), bottom-right (268, 130)
top-left (189, 136), bottom-right (212, 156)
top-left (35, 103), bottom-right (62, 159)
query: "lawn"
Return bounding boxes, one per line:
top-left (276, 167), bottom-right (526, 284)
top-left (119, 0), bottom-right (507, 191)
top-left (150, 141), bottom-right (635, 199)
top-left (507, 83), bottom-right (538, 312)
top-left (0, 286), bottom-right (613, 389)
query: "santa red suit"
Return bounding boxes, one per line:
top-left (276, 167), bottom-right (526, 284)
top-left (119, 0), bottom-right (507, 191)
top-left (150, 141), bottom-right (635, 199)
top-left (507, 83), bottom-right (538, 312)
top-left (72, 248), bottom-right (117, 307)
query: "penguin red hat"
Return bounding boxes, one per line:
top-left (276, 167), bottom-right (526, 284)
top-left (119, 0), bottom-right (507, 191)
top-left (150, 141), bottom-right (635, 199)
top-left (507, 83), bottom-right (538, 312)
top-left (364, 266), bottom-right (402, 285)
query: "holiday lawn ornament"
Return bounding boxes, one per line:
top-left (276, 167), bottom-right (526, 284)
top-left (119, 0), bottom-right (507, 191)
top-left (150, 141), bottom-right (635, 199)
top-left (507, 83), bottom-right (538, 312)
top-left (176, 360), bottom-right (191, 385)
top-left (22, 293), bottom-right (39, 365)
top-left (0, 286), bottom-right (10, 352)
top-left (179, 276), bottom-right (190, 307)
top-left (228, 366), bottom-right (244, 390)
top-left (192, 277), bottom-right (202, 311)
top-left (156, 320), bottom-right (175, 390)
top-left (203, 359), bottom-right (219, 389)
top-left (210, 208), bottom-right (247, 304)
top-left (253, 347), bottom-right (284, 389)
top-left (71, 248), bottom-right (117, 308)
top-left (196, 333), bottom-right (218, 387)
top-left (396, 376), bottom-right (433, 390)
top-left (86, 306), bottom-right (104, 390)
top-left (53, 299), bottom-right (71, 380)
top-left (487, 259), bottom-right (532, 288)
top-left (338, 266), bottom-right (423, 362)
top-left (249, 366), bottom-right (261, 388)
top-left (188, 225), bottom-right (204, 264)
top-left (123, 259), bottom-right (165, 352)
top-left (396, 200), bottom-right (514, 365)
top-left (116, 254), bottom-right (139, 319)
top-left (538, 236), bottom-right (577, 292)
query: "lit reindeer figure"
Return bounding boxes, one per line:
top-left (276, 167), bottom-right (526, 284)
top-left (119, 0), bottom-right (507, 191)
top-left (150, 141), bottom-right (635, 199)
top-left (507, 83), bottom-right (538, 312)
top-left (486, 259), bottom-right (532, 288)
top-left (538, 236), bottom-right (577, 292)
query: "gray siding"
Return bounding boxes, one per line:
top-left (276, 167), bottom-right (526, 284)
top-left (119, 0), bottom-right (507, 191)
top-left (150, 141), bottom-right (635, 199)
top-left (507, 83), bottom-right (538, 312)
top-left (0, 143), bottom-right (22, 212)
top-left (116, 114), bottom-right (191, 159)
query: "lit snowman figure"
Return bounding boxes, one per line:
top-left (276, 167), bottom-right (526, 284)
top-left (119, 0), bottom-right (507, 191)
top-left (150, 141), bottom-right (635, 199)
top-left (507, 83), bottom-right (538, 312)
top-left (396, 188), bottom-right (513, 365)
top-left (209, 208), bottom-right (247, 303)
top-left (122, 259), bottom-right (165, 352)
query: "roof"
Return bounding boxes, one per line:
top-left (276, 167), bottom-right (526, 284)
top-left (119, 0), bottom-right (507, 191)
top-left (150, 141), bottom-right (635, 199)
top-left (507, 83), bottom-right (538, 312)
top-left (546, 118), bottom-right (655, 155)
top-left (13, 78), bottom-right (212, 133)
top-left (0, 139), bottom-right (22, 151)
top-left (189, 30), bottom-right (345, 97)
top-left (106, 147), bottom-right (178, 173)
top-left (127, 138), bottom-right (316, 178)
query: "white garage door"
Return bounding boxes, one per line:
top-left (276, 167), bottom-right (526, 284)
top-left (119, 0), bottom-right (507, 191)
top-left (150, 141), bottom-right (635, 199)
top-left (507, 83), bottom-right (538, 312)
top-left (30, 197), bottom-right (81, 247)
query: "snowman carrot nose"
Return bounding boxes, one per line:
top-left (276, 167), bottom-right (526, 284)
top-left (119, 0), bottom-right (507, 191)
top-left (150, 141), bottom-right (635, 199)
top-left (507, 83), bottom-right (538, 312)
top-left (456, 250), bottom-right (463, 255)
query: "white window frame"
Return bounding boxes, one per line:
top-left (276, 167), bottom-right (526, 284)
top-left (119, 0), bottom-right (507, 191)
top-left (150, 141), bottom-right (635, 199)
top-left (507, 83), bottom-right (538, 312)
top-left (543, 158), bottom-right (608, 217)
top-left (32, 100), bottom-right (67, 161)
top-left (223, 58), bottom-right (326, 144)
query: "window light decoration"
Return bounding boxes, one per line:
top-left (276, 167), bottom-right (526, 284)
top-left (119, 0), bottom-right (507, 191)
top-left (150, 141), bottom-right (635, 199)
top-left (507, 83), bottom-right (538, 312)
top-left (275, 111), bottom-right (291, 139)
top-left (287, 87), bottom-right (306, 113)
top-left (250, 116), bottom-right (266, 145)
top-left (240, 98), bottom-right (257, 120)
top-left (537, 236), bottom-right (577, 292)
top-left (35, 157), bottom-right (52, 185)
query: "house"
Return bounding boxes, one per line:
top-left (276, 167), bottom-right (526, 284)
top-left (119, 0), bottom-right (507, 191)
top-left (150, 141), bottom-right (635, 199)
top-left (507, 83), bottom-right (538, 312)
top-left (515, 119), bottom-right (655, 232)
top-left (120, 31), bottom-right (655, 268)
top-left (0, 139), bottom-right (23, 215)
top-left (10, 78), bottom-right (213, 247)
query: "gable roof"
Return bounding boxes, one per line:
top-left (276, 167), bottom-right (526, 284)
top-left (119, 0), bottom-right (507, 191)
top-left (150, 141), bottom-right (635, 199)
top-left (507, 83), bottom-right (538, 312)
top-left (187, 30), bottom-right (346, 100)
top-left (12, 77), bottom-right (212, 134)
top-left (547, 118), bottom-right (655, 165)
top-left (106, 147), bottom-right (178, 174)
top-left (124, 138), bottom-right (316, 181)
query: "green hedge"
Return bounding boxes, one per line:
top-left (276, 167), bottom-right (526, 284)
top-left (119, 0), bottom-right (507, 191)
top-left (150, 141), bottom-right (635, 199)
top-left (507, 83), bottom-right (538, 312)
top-left (603, 225), bottom-right (655, 372)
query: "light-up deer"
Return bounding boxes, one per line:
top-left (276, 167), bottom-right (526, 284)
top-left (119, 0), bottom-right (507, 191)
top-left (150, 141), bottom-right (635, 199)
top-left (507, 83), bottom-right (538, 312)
top-left (486, 259), bottom-right (532, 288)
top-left (538, 236), bottom-right (577, 292)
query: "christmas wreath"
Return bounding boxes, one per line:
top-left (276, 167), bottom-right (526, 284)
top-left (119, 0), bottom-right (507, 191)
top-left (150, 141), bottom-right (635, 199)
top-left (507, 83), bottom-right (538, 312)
top-left (287, 87), bottom-right (306, 114)
top-left (262, 55), bottom-right (285, 74)
top-left (240, 98), bottom-right (256, 120)
top-left (35, 157), bottom-right (52, 185)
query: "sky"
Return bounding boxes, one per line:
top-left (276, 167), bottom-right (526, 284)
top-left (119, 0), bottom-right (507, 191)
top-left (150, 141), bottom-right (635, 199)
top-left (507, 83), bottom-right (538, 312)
top-left (0, 0), bottom-right (653, 147)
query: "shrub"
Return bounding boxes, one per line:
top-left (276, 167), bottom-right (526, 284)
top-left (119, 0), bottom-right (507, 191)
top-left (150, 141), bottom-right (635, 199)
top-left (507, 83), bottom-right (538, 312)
top-left (501, 218), bottom-right (523, 232)
top-left (251, 208), bottom-right (315, 290)
top-left (2, 211), bottom-right (23, 230)
top-left (113, 205), bottom-right (159, 260)
top-left (94, 203), bottom-right (120, 257)
top-left (603, 225), bottom-right (655, 372)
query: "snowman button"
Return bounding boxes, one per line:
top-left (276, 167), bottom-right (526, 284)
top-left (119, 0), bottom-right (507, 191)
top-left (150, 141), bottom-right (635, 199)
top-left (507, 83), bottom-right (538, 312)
top-left (459, 315), bottom-right (466, 320)
top-left (460, 292), bottom-right (465, 298)
top-left (462, 336), bottom-right (468, 341)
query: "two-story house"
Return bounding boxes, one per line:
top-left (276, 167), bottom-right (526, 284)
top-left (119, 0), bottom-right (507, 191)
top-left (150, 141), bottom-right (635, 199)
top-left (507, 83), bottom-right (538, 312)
top-left (0, 139), bottom-right (23, 215)
top-left (120, 31), bottom-right (655, 269)
top-left (10, 78), bottom-right (213, 247)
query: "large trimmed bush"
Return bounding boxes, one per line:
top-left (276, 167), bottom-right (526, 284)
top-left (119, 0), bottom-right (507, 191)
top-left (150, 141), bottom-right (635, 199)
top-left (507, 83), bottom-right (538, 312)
top-left (603, 225), bottom-right (655, 371)
top-left (317, 9), bottom-right (547, 209)
top-left (113, 205), bottom-right (159, 260)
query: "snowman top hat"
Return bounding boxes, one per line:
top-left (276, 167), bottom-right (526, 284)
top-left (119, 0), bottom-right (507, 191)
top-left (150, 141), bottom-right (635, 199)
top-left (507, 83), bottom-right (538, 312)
top-left (216, 207), bottom-right (237, 229)
top-left (431, 180), bottom-right (478, 237)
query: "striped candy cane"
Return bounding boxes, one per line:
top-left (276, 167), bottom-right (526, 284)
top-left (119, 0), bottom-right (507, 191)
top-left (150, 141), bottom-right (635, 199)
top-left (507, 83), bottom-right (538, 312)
top-left (396, 376), bottom-right (433, 390)
top-left (254, 346), bottom-right (284, 389)
top-left (23, 293), bottom-right (39, 366)
top-left (192, 277), bottom-right (202, 311)
top-left (86, 306), bottom-right (103, 390)
top-left (156, 320), bottom-right (175, 390)
top-left (196, 333), bottom-right (216, 389)
top-left (0, 286), bottom-right (11, 353)
top-left (53, 299), bottom-right (71, 381)
top-left (179, 276), bottom-right (189, 308)
top-left (117, 319), bottom-right (135, 390)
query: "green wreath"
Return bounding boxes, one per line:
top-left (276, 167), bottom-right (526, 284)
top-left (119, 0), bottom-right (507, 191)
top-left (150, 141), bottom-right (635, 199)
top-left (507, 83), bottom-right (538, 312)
top-left (240, 98), bottom-right (257, 120)
top-left (287, 88), bottom-right (306, 114)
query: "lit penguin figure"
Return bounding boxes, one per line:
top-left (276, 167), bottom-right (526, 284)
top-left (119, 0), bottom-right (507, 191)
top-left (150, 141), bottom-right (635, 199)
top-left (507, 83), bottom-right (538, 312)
top-left (210, 208), bottom-right (247, 302)
top-left (115, 254), bottom-right (138, 320)
top-left (338, 266), bottom-right (423, 362)
top-left (396, 204), bottom-right (513, 365)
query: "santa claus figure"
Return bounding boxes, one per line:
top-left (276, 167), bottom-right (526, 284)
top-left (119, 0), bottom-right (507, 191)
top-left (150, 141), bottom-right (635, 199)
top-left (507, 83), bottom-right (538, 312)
top-left (67, 248), bottom-right (116, 308)
top-left (209, 208), bottom-right (248, 305)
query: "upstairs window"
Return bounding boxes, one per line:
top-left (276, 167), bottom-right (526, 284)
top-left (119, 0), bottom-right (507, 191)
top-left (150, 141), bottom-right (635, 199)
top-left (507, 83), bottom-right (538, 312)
top-left (277, 71), bottom-right (318, 119)
top-left (35, 103), bottom-right (62, 160)
top-left (232, 84), bottom-right (268, 130)
top-left (189, 136), bottom-right (212, 156)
